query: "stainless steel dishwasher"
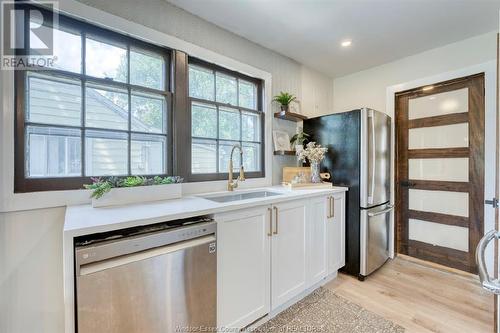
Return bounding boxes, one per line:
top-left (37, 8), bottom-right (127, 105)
top-left (74, 217), bottom-right (216, 333)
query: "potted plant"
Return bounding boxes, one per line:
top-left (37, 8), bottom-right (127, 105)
top-left (273, 92), bottom-right (296, 112)
top-left (297, 142), bottom-right (328, 183)
top-left (84, 175), bottom-right (183, 208)
top-left (290, 130), bottom-right (310, 153)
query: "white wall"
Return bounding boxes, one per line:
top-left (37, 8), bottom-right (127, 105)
top-left (333, 31), bottom-right (496, 113)
top-left (0, 1), bottom-right (333, 332)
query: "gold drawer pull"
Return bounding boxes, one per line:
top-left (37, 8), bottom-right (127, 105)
top-left (267, 207), bottom-right (273, 236)
top-left (273, 206), bottom-right (278, 235)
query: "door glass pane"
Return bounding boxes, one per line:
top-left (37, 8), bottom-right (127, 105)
top-left (131, 134), bottom-right (166, 175)
top-left (27, 73), bottom-right (82, 126)
top-left (219, 107), bottom-right (240, 140)
top-left (216, 73), bottom-right (237, 105)
top-left (409, 189), bottom-right (469, 217)
top-left (192, 102), bottom-right (217, 139)
top-left (239, 80), bottom-right (256, 109)
top-left (86, 37), bottom-right (127, 82)
top-left (408, 88), bottom-right (468, 120)
top-left (130, 49), bottom-right (165, 90)
top-left (85, 130), bottom-right (128, 176)
top-left (409, 123), bottom-right (468, 149)
top-left (242, 112), bottom-right (260, 142)
top-left (189, 65), bottom-right (214, 101)
top-left (409, 219), bottom-right (469, 251)
top-left (26, 126), bottom-right (81, 178)
top-left (192, 138), bottom-right (217, 174)
top-left (243, 142), bottom-right (261, 172)
top-left (85, 85), bottom-right (129, 130)
top-left (409, 158), bottom-right (468, 182)
top-left (131, 92), bottom-right (166, 134)
top-left (219, 141), bottom-right (241, 172)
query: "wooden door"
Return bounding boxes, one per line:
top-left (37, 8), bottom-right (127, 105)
top-left (215, 206), bottom-right (271, 329)
top-left (271, 200), bottom-right (307, 310)
top-left (395, 74), bottom-right (485, 273)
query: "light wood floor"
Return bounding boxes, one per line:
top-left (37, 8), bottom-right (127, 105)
top-left (324, 256), bottom-right (494, 333)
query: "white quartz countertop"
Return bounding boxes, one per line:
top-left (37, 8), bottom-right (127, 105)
top-left (64, 185), bottom-right (348, 237)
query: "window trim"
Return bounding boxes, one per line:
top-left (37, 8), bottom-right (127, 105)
top-left (14, 5), bottom-right (172, 192)
top-left (184, 56), bottom-right (265, 182)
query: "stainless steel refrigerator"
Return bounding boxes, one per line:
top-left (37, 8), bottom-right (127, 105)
top-left (304, 108), bottom-right (392, 280)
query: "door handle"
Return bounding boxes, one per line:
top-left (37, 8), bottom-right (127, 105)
top-left (267, 207), bottom-right (273, 237)
top-left (476, 230), bottom-right (500, 294)
top-left (273, 206), bottom-right (278, 235)
top-left (367, 205), bottom-right (394, 217)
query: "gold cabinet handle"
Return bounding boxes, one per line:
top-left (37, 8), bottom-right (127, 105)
top-left (273, 206), bottom-right (278, 235)
top-left (267, 207), bottom-right (273, 237)
top-left (327, 196), bottom-right (332, 218)
top-left (331, 196), bottom-right (335, 219)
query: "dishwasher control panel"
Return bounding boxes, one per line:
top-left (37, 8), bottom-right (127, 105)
top-left (75, 219), bottom-right (216, 269)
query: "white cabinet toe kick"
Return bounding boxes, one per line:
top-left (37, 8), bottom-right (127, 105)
top-left (215, 192), bottom-right (346, 331)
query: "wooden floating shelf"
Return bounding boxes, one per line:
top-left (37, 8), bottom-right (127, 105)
top-left (274, 111), bottom-right (308, 122)
top-left (274, 150), bottom-right (296, 156)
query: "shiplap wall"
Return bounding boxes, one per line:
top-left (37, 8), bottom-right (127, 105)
top-left (76, 0), bottom-right (334, 184)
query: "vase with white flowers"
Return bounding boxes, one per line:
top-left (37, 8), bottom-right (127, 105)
top-left (297, 142), bottom-right (328, 183)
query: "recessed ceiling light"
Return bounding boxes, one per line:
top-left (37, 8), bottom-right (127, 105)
top-left (341, 39), bottom-right (352, 48)
top-left (422, 85), bottom-right (434, 91)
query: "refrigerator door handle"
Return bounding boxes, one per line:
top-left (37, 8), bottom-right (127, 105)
top-left (367, 205), bottom-right (394, 217)
top-left (369, 110), bottom-right (376, 205)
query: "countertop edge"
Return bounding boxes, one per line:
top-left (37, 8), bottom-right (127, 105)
top-left (64, 186), bottom-right (348, 237)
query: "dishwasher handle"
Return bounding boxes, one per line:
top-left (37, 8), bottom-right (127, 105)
top-left (78, 234), bottom-right (216, 276)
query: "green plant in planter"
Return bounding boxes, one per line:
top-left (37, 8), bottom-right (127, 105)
top-left (120, 176), bottom-right (146, 187)
top-left (290, 131), bottom-right (310, 147)
top-left (84, 176), bottom-right (183, 199)
top-left (273, 92), bottom-right (296, 111)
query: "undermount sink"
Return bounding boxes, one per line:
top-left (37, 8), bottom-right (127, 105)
top-left (202, 191), bottom-right (282, 203)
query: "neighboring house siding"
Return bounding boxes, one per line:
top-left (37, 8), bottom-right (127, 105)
top-left (28, 77), bottom-right (161, 177)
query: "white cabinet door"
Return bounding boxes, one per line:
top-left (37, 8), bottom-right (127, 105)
top-left (328, 192), bottom-right (346, 274)
top-left (216, 206), bottom-right (272, 330)
top-left (306, 196), bottom-right (328, 287)
top-left (271, 200), bottom-right (307, 310)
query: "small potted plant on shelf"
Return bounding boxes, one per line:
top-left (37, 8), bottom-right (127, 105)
top-left (273, 92), bottom-right (296, 112)
top-left (290, 130), bottom-right (310, 154)
top-left (297, 142), bottom-right (328, 183)
top-left (84, 175), bottom-right (183, 208)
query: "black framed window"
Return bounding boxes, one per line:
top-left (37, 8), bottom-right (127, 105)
top-left (187, 58), bottom-right (264, 181)
top-left (15, 6), bottom-right (171, 192)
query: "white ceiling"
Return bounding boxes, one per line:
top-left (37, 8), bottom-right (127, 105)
top-left (167, 0), bottom-right (500, 78)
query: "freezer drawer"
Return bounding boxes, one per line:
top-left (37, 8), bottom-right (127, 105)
top-left (360, 204), bottom-right (393, 277)
top-left (76, 234), bottom-right (216, 333)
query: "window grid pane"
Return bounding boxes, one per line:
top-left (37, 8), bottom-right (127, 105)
top-left (22, 19), bottom-right (170, 181)
top-left (190, 100), bottom-right (261, 174)
top-left (188, 62), bottom-right (262, 175)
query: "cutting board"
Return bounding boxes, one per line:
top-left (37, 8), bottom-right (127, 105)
top-left (282, 167), bottom-right (311, 183)
top-left (282, 182), bottom-right (333, 190)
